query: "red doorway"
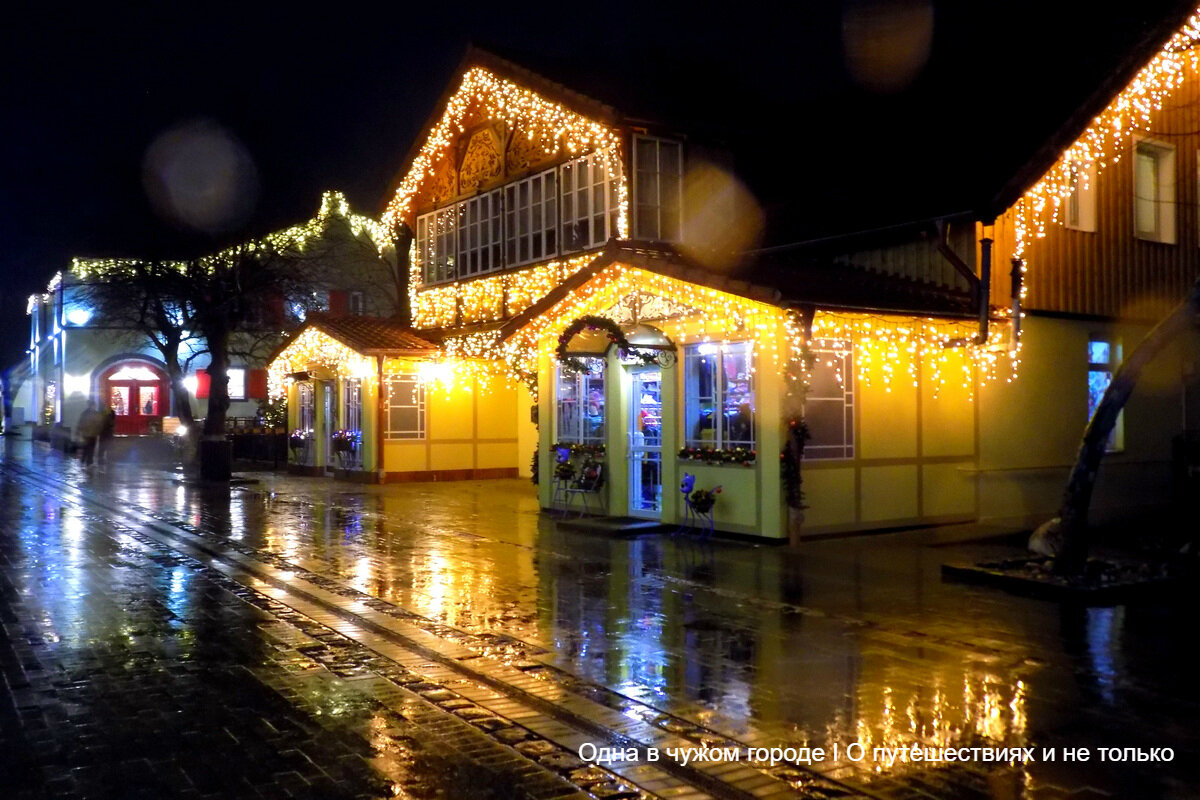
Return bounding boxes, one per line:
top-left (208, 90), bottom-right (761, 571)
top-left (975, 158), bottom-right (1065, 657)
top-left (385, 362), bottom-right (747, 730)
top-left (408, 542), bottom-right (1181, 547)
top-left (100, 361), bottom-right (169, 435)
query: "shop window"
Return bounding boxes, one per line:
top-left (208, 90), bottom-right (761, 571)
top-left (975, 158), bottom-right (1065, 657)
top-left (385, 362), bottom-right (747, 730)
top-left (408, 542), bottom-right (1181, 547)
top-left (1088, 337), bottom-right (1124, 452)
top-left (805, 343), bottom-right (854, 460)
top-left (633, 136), bottom-right (682, 242)
top-left (560, 154), bottom-right (621, 252)
top-left (555, 362), bottom-right (605, 444)
top-left (385, 374), bottom-right (425, 439)
top-left (1134, 139), bottom-right (1176, 243)
top-left (683, 342), bottom-right (754, 449)
top-left (1065, 159), bottom-right (1097, 232)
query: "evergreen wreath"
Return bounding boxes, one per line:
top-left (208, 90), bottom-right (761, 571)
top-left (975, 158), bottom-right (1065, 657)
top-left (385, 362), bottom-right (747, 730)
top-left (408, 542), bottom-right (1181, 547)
top-left (555, 315), bottom-right (658, 373)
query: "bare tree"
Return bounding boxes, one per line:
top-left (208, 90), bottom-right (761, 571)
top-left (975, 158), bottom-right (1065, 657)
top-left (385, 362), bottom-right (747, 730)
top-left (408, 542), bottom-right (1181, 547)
top-left (73, 260), bottom-right (205, 431)
top-left (75, 192), bottom-right (397, 480)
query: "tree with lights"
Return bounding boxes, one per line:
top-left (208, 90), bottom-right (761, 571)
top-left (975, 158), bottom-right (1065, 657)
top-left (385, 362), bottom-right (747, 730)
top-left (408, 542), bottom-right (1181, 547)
top-left (74, 260), bottom-right (205, 433)
top-left (75, 192), bottom-right (400, 480)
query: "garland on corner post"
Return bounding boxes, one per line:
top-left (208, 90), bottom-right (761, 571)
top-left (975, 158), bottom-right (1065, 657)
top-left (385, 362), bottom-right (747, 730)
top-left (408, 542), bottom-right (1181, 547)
top-left (781, 416), bottom-right (810, 509)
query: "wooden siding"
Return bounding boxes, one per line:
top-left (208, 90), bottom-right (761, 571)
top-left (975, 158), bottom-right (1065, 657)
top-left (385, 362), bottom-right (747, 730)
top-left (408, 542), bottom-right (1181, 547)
top-left (992, 75), bottom-right (1200, 320)
top-left (833, 222), bottom-right (977, 292)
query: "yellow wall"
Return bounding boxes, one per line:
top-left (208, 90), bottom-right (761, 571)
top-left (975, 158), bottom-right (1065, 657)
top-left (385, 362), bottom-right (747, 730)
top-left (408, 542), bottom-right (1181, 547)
top-left (975, 315), bottom-right (1180, 524)
top-left (799, 344), bottom-right (977, 535)
top-left (381, 365), bottom-right (523, 478)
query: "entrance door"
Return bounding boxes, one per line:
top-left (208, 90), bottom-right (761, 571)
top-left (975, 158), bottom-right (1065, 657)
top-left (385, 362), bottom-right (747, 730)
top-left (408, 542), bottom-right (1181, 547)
top-left (101, 362), bottom-right (168, 435)
top-left (628, 368), bottom-right (663, 519)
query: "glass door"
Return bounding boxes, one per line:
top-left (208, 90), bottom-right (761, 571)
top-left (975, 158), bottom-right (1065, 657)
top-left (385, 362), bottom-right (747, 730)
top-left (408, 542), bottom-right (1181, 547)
top-left (628, 368), bottom-right (663, 519)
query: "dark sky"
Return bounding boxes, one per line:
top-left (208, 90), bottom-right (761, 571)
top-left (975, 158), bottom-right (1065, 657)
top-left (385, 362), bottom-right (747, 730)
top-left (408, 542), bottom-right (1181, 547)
top-left (1, 1), bottom-right (1188, 368)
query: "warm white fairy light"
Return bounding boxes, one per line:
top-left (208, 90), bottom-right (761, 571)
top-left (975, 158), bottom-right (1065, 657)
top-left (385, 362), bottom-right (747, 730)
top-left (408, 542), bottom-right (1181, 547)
top-left (71, 191), bottom-right (389, 284)
top-left (268, 327), bottom-right (375, 399)
top-left (1013, 8), bottom-right (1200, 265)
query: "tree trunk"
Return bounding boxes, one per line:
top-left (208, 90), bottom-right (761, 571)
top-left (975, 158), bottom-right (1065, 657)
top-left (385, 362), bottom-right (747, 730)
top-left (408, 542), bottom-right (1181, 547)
top-left (1053, 278), bottom-right (1200, 575)
top-left (200, 322), bottom-right (232, 481)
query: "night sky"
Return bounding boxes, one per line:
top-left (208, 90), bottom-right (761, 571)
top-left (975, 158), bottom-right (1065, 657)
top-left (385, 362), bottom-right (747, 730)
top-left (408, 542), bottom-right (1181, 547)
top-left (1, 1), bottom-right (1188, 369)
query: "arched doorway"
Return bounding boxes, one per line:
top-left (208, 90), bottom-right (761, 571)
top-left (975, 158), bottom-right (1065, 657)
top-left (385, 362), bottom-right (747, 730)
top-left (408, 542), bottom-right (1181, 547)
top-left (100, 361), bottom-right (169, 435)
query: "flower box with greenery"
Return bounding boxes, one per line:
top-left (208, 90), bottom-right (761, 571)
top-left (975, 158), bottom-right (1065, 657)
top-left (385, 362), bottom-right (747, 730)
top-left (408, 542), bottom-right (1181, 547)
top-left (688, 485), bottom-right (722, 514)
top-left (553, 442), bottom-right (606, 459)
top-left (677, 446), bottom-right (756, 466)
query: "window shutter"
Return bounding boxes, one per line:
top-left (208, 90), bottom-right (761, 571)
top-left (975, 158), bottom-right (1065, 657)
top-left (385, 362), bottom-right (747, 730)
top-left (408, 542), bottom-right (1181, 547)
top-left (195, 369), bottom-right (211, 399)
top-left (247, 369), bottom-right (268, 399)
top-left (328, 290), bottom-right (348, 316)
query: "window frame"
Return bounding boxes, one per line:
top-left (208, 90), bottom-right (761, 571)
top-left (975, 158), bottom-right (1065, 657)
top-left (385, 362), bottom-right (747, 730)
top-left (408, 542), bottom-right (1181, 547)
top-left (227, 367), bottom-right (247, 401)
top-left (803, 342), bottom-right (855, 461)
top-left (554, 361), bottom-right (606, 445)
top-left (682, 341), bottom-right (756, 450)
top-left (1087, 335), bottom-right (1124, 453)
top-left (1133, 137), bottom-right (1176, 244)
top-left (632, 135), bottom-right (683, 242)
top-left (384, 372), bottom-right (426, 440)
top-left (1064, 159), bottom-right (1097, 232)
top-left (560, 154), bottom-right (620, 253)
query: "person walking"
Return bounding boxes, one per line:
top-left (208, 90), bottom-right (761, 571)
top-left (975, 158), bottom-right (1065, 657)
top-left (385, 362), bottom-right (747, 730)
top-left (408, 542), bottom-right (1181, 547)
top-left (98, 404), bottom-right (116, 467)
top-left (75, 401), bottom-right (103, 468)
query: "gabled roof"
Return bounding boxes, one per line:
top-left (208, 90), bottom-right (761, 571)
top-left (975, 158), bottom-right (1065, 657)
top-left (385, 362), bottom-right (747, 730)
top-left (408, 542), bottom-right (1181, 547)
top-left (290, 314), bottom-right (438, 357)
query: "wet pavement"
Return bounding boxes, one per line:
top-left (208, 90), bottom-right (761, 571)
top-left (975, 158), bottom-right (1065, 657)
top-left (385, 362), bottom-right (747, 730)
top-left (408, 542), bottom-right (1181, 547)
top-left (2, 435), bottom-right (1199, 799)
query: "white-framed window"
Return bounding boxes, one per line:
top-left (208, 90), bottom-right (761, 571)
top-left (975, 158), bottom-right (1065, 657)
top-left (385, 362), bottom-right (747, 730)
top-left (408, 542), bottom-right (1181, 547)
top-left (1088, 336), bottom-right (1124, 452)
top-left (348, 291), bottom-right (365, 315)
top-left (633, 136), bottom-right (682, 242)
top-left (683, 341), bottom-right (754, 449)
top-left (804, 342), bottom-right (854, 460)
top-left (1133, 138), bottom-right (1176, 243)
top-left (457, 189), bottom-right (504, 277)
top-left (384, 373), bottom-right (425, 439)
top-left (342, 378), bottom-right (362, 434)
top-left (555, 362), bottom-right (605, 444)
top-left (227, 368), bottom-right (247, 401)
top-left (1064, 159), bottom-right (1097, 232)
top-left (504, 169), bottom-right (558, 267)
top-left (414, 207), bottom-right (458, 284)
top-left (560, 154), bottom-right (621, 252)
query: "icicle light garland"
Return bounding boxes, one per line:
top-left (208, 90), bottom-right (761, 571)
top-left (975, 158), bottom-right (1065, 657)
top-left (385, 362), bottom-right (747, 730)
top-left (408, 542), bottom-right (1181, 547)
top-left (268, 327), bottom-right (376, 399)
top-left (411, 254), bottom-right (596, 328)
top-left (1012, 8), bottom-right (1200, 276)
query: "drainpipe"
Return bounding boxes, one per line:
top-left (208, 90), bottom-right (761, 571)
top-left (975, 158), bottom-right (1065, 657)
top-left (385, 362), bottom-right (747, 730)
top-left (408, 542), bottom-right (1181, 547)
top-left (1009, 256), bottom-right (1024, 351)
top-left (936, 218), bottom-right (992, 346)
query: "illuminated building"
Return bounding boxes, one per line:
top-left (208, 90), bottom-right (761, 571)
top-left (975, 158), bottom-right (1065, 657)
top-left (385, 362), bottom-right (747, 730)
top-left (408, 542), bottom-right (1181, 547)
top-left (23, 192), bottom-right (398, 440)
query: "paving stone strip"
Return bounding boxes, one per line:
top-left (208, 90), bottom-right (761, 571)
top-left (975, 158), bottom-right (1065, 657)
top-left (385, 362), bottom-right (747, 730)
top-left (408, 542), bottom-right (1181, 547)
top-left (7, 464), bottom-right (870, 800)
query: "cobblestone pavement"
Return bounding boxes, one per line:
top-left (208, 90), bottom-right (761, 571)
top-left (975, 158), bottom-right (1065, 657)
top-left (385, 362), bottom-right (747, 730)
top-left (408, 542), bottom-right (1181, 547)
top-left (3, 437), bottom-right (1199, 799)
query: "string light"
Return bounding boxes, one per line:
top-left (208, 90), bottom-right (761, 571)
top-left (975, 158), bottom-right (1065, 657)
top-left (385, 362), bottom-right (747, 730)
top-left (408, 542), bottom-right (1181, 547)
top-left (1012, 8), bottom-right (1200, 264)
top-left (69, 191), bottom-right (389, 283)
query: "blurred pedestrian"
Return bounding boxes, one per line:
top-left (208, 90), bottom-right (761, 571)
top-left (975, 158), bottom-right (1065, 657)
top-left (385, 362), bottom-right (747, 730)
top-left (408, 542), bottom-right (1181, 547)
top-left (75, 401), bottom-right (103, 468)
top-left (98, 404), bottom-right (116, 467)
